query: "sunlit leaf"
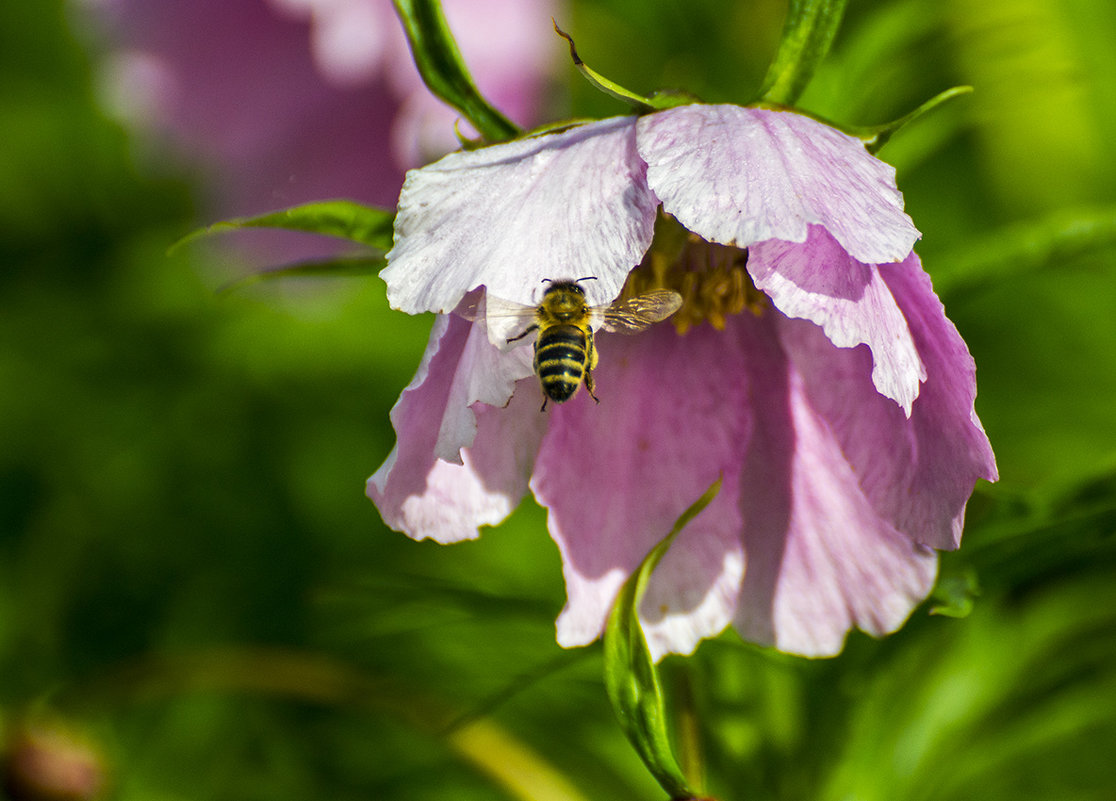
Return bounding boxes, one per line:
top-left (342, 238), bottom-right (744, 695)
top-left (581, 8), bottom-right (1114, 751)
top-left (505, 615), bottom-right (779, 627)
top-left (393, 0), bottom-right (519, 142)
top-left (603, 477), bottom-right (722, 800)
top-left (552, 22), bottom-right (695, 112)
top-left (929, 569), bottom-right (980, 618)
top-left (853, 85), bottom-right (973, 154)
top-left (218, 255), bottom-right (387, 293)
top-left (171, 200), bottom-right (396, 252)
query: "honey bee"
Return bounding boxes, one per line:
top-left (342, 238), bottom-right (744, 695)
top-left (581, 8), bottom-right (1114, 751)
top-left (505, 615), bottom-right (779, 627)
top-left (492, 279), bottom-right (683, 410)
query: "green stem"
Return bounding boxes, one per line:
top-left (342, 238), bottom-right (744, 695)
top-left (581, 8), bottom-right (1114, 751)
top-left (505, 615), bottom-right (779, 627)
top-left (393, 0), bottom-right (519, 142)
top-left (757, 0), bottom-right (849, 106)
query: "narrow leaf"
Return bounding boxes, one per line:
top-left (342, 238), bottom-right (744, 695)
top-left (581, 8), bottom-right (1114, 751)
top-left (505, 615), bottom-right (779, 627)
top-left (851, 85), bottom-right (973, 154)
top-left (933, 205), bottom-right (1116, 296)
top-left (217, 255), bottom-right (387, 294)
top-left (393, 0), bottom-right (519, 142)
top-left (757, 0), bottom-right (849, 106)
top-left (603, 477), bottom-right (722, 800)
top-left (552, 22), bottom-right (695, 113)
top-left (171, 201), bottom-right (396, 253)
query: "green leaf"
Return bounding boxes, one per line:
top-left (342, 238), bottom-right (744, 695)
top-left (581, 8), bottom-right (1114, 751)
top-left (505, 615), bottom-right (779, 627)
top-left (850, 85), bottom-right (973, 154)
top-left (757, 0), bottom-right (850, 106)
top-left (603, 477), bottom-right (722, 801)
top-left (393, 0), bottom-right (519, 143)
top-left (171, 200), bottom-right (396, 253)
top-left (931, 205), bottom-right (1116, 297)
top-left (217, 255), bottom-right (387, 294)
top-left (552, 22), bottom-right (696, 113)
top-left (929, 569), bottom-right (980, 618)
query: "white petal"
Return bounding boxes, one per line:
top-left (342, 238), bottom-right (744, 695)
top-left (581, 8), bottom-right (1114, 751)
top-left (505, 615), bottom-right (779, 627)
top-left (367, 313), bottom-right (537, 542)
top-left (382, 116), bottom-right (657, 318)
top-left (640, 522), bottom-right (746, 661)
top-left (368, 384), bottom-right (546, 543)
top-left (637, 104), bottom-right (919, 264)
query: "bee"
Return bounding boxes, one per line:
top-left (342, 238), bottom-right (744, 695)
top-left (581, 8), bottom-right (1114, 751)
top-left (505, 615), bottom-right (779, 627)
top-left (494, 278), bottom-right (683, 410)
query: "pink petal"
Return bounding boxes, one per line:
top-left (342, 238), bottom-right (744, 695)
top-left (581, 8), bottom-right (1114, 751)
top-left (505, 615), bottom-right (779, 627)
top-left (880, 259), bottom-right (999, 544)
top-left (641, 519), bottom-right (746, 660)
top-left (771, 254), bottom-right (996, 551)
top-left (730, 312), bottom-right (939, 656)
top-left (529, 324), bottom-right (750, 659)
top-left (367, 314), bottom-right (540, 542)
top-left (270, 0), bottom-right (393, 85)
top-left (636, 104), bottom-right (919, 264)
top-left (96, 0), bottom-right (409, 215)
top-left (749, 226), bottom-right (925, 414)
top-left (382, 117), bottom-right (657, 321)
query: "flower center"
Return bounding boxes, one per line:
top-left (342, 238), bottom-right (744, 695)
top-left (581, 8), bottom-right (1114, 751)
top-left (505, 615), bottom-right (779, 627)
top-left (620, 213), bottom-right (767, 334)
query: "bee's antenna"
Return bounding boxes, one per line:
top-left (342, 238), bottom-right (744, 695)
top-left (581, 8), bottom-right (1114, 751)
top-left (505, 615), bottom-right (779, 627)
top-left (577, 276), bottom-right (598, 282)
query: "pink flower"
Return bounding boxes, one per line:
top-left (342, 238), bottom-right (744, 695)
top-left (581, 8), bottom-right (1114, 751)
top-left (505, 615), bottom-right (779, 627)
top-left (368, 104), bottom-right (998, 659)
top-left (89, 0), bottom-right (558, 213)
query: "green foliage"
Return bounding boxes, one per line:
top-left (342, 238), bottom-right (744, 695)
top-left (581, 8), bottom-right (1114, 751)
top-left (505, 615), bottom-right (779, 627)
top-left (173, 201), bottom-right (396, 252)
top-left (932, 205), bottom-right (1116, 296)
top-left (3, 0), bottom-right (1116, 800)
top-left (756, 0), bottom-right (849, 105)
top-left (392, 0), bottom-right (519, 142)
top-left (851, 85), bottom-right (973, 154)
top-left (170, 201), bottom-right (395, 291)
top-left (603, 479), bottom-right (721, 800)
top-left (551, 23), bottom-right (696, 113)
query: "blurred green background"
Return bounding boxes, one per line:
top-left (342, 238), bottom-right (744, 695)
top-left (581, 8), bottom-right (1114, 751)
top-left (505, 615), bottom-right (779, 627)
top-left (2, 0), bottom-right (1115, 799)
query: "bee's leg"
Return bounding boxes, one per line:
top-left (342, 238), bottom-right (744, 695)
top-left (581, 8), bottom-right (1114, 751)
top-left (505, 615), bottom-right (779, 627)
top-left (584, 369), bottom-right (600, 404)
top-left (585, 331), bottom-right (601, 404)
top-left (540, 397), bottom-right (549, 412)
top-left (507, 324), bottom-right (538, 344)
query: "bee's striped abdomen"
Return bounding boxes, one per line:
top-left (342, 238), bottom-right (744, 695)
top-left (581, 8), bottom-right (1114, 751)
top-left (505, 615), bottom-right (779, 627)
top-left (534, 324), bottom-right (589, 403)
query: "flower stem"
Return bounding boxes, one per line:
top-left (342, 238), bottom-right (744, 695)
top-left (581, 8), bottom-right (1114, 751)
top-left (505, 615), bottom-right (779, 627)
top-left (756, 0), bottom-right (849, 106)
top-left (393, 0), bottom-right (519, 142)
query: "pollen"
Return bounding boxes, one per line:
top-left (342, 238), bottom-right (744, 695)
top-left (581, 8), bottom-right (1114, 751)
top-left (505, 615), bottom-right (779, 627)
top-left (621, 214), bottom-right (767, 334)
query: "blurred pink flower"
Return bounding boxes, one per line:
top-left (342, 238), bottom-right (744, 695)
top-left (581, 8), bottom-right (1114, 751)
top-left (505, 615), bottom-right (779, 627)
top-left (88, 0), bottom-right (559, 213)
top-left (367, 104), bottom-right (998, 659)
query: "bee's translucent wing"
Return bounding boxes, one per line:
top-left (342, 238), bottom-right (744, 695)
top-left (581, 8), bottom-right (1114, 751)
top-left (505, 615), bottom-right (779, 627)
top-left (453, 290), bottom-right (541, 348)
top-left (454, 288), bottom-right (488, 322)
top-left (454, 290), bottom-right (537, 321)
top-left (599, 289), bottom-right (683, 333)
top-left (484, 294), bottom-right (541, 321)
top-left (488, 294), bottom-right (544, 346)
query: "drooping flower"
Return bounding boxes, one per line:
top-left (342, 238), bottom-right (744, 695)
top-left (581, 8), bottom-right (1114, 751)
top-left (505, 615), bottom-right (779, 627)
top-left (368, 103), bottom-right (998, 659)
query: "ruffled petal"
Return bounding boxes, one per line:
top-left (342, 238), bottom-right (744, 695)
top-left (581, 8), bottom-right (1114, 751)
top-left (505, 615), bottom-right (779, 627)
top-left (382, 116), bottom-right (657, 321)
top-left (879, 260), bottom-right (998, 544)
top-left (529, 323), bottom-right (749, 660)
top-left (749, 226), bottom-right (925, 414)
top-left (641, 519), bottom-right (746, 660)
top-left (770, 254), bottom-right (996, 551)
top-left (636, 104), bottom-right (919, 264)
top-left (729, 311), bottom-right (938, 656)
top-left (366, 314), bottom-right (539, 542)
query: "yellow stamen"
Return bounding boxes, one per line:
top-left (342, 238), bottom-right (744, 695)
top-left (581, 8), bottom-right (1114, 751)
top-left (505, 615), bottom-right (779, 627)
top-left (621, 213), bottom-right (767, 334)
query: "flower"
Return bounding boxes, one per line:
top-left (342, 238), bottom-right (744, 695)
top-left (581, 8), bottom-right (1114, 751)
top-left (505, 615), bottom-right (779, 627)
top-left (88, 0), bottom-right (559, 213)
top-left (368, 103), bottom-right (998, 659)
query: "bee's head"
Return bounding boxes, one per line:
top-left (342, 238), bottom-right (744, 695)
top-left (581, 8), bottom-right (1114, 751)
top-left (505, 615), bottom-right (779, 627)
top-left (541, 277), bottom-right (596, 298)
